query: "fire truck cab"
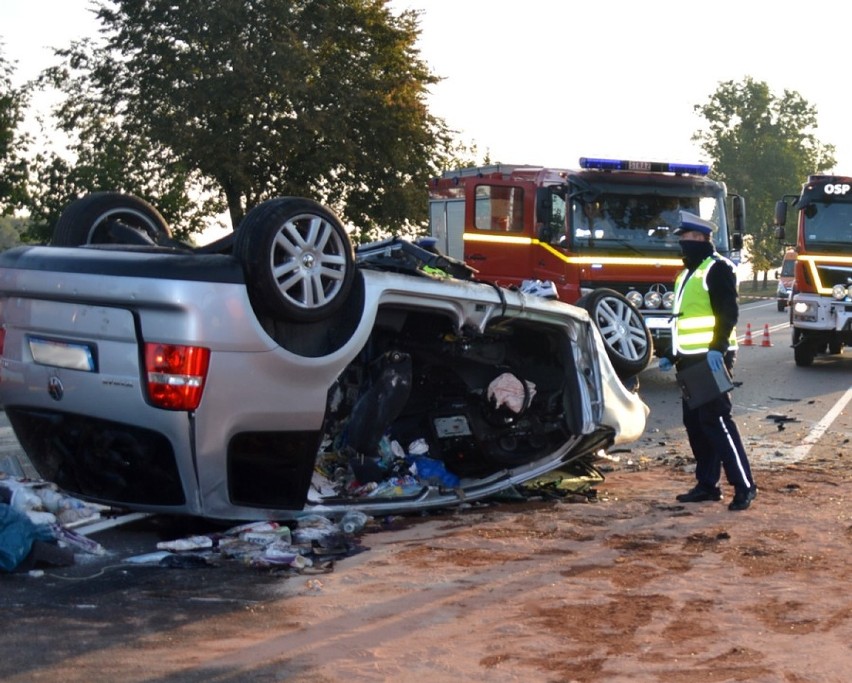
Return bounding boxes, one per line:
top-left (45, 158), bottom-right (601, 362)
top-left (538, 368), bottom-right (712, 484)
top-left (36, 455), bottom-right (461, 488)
top-left (775, 175), bottom-right (852, 365)
top-left (429, 157), bottom-right (745, 375)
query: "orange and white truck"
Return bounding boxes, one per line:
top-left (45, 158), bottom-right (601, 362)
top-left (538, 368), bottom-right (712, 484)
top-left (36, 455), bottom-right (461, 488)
top-left (775, 247), bottom-right (797, 312)
top-left (775, 175), bottom-right (852, 365)
top-left (429, 157), bottom-right (746, 376)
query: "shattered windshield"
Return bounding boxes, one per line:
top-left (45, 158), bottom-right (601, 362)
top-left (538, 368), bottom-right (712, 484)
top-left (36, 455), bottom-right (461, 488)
top-left (566, 184), bottom-right (728, 256)
top-left (802, 201), bottom-right (852, 252)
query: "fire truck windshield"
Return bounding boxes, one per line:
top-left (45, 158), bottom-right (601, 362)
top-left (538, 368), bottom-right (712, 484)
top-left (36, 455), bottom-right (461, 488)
top-left (567, 187), bottom-right (728, 255)
top-left (802, 201), bottom-right (852, 252)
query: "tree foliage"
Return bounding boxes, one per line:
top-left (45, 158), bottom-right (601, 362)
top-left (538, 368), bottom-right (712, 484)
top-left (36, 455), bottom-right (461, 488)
top-left (693, 77), bottom-right (836, 277)
top-left (28, 45), bottom-right (220, 244)
top-left (0, 215), bottom-right (28, 250)
top-left (0, 49), bottom-right (29, 216)
top-left (36, 0), bottom-right (451, 243)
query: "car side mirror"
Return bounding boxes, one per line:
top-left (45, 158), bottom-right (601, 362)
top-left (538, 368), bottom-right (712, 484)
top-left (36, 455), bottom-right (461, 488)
top-left (731, 232), bottom-right (743, 251)
top-left (774, 200), bottom-right (788, 227)
top-left (732, 195), bottom-right (746, 233)
top-left (535, 187), bottom-right (553, 221)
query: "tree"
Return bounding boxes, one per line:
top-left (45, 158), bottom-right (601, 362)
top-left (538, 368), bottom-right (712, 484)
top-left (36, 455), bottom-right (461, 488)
top-left (39, 0), bottom-right (450, 242)
top-left (0, 215), bottom-right (27, 250)
top-left (693, 77), bottom-right (835, 283)
top-left (0, 49), bottom-right (29, 216)
top-left (27, 50), bottom-right (222, 244)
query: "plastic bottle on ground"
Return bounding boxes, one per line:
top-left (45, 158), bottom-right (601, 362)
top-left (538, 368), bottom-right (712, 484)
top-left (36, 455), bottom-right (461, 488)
top-left (339, 510), bottom-right (369, 534)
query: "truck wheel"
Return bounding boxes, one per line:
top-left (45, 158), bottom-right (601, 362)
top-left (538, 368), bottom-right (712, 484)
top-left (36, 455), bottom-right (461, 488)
top-left (52, 192), bottom-right (171, 246)
top-left (576, 288), bottom-right (652, 379)
top-left (828, 340), bottom-right (842, 355)
top-left (793, 330), bottom-right (816, 367)
top-left (234, 197), bottom-right (355, 322)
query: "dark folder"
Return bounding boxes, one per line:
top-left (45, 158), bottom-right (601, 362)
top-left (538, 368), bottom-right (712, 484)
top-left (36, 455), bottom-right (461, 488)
top-left (675, 361), bottom-right (734, 409)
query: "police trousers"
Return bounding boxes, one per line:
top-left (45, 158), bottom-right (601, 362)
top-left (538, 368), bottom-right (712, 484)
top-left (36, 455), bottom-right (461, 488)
top-left (682, 388), bottom-right (754, 491)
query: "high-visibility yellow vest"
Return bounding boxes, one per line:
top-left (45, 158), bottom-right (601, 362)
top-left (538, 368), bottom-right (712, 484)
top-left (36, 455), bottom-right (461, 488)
top-left (673, 256), bottom-right (738, 355)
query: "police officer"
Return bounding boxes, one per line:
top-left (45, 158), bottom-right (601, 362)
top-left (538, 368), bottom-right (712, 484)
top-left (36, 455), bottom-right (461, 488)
top-left (659, 211), bottom-right (757, 511)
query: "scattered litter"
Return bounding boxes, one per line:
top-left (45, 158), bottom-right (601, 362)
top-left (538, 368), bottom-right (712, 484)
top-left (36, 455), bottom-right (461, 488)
top-left (123, 551), bottom-right (172, 565)
top-left (0, 502), bottom-right (68, 573)
top-left (53, 525), bottom-right (108, 556)
top-left (0, 477), bottom-right (102, 527)
top-left (291, 514), bottom-right (339, 543)
top-left (340, 510), bottom-right (369, 534)
top-left (517, 460), bottom-right (605, 501)
top-left (142, 510), bottom-right (370, 573)
top-left (766, 414), bottom-right (798, 432)
top-left (156, 535), bottom-right (214, 552)
top-left (410, 455), bottom-right (460, 488)
top-left (225, 521), bottom-right (292, 546)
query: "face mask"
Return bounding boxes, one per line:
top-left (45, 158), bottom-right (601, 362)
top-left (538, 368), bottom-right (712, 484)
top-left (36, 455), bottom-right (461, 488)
top-left (679, 239), bottom-right (713, 266)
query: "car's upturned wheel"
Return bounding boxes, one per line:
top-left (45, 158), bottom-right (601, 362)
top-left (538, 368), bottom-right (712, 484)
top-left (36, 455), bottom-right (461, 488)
top-left (52, 192), bottom-right (171, 246)
top-left (576, 288), bottom-right (652, 379)
top-left (234, 197), bottom-right (355, 322)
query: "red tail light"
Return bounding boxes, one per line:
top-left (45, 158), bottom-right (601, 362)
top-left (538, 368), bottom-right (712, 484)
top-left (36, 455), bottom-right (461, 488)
top-left (144, 343), bottom-right (210, 411)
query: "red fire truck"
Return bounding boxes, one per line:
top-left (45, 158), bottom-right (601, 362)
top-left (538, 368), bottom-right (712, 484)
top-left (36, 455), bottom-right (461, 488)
top-left (429, 157), bottom-right (746, 376)
top-left (774, 175), bottom-right (852, 365)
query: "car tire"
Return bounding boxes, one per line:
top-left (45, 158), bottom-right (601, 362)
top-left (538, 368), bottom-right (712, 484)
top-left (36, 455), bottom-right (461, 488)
top-left (777, 300), bottom-right (786, 312)
top-left (793, 329), bottom-right (816, 367)
top-left (233, 197), bottom-right (355, 322)
top-left (52, 192), bottom-right (171, 246)
top-left (576, 288), bottom-right (652, 379)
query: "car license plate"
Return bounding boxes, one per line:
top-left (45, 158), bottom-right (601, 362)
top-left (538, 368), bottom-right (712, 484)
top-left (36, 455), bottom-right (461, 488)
top-left (28, 336), bottom-right (96, 372)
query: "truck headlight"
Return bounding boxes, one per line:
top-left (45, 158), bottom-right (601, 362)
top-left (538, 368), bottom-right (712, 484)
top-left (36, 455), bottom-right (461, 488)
top-left (626, 290), bottom-right (643, 308)
top-left (643, 291), bottom-right (662, 309)
top-left (793, 300), bottom-right (818, 322)
top-left (662, 291), bottom-right (675, 310)
top-left (832, 284), bottom-right (852, 301)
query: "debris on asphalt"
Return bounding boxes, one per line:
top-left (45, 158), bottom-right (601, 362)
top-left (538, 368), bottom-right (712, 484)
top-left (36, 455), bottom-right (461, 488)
top-left (156, 535), bottom-right (214, 552)
top-left (0, 502), bottom-right (60, 573)
top-left (1, 447), bottom-right (627, 577)
top-left (0, 475), bottom-right (103, 527)
top-left (766, 414), bottom-right (798, 424)
top-left (139, 511), bottom-right (373, 573)
top-left (0, 475), bottom-right (107, 573)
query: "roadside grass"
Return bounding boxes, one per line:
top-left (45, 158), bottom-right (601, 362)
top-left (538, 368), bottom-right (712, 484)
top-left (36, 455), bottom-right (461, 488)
top-left (739, 278), bottom-right (778, 300)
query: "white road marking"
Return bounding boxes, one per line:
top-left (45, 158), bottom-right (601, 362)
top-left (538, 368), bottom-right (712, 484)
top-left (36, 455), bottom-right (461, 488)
top-left (756, 385), bottom-right (852, 465)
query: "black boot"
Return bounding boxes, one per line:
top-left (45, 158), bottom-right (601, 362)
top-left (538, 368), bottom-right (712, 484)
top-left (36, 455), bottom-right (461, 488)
top-left (676, 485), bottom-right (722, 503)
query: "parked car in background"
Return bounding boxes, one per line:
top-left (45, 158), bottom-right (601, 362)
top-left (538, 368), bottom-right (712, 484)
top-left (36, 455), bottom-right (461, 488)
top-left (0, 193), bottom-right (648, 521)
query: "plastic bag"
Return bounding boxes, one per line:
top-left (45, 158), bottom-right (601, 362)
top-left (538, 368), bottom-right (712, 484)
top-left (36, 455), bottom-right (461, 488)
top-left (0, 503), bottom-right (56, 572)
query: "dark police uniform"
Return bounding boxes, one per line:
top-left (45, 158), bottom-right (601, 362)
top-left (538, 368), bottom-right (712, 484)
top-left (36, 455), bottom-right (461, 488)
top-left (668, 212), bottom-right (757, 510)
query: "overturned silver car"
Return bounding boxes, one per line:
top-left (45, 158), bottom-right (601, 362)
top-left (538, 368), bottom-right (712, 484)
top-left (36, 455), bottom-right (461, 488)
top-left (0, 194), bottom-right (647, 520)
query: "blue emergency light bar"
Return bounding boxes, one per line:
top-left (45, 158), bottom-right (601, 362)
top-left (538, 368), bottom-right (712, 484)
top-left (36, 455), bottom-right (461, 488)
top-left (579, 157), bottom-right (710, 176)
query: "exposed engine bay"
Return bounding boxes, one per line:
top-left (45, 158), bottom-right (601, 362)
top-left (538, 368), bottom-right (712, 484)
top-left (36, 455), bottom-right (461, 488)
top-left (321, 307), bottom-right (593, 494)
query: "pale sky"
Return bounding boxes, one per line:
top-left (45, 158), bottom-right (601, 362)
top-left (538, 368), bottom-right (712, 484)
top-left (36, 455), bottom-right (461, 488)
top-left (2, 0), bottom-right (850, 175)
